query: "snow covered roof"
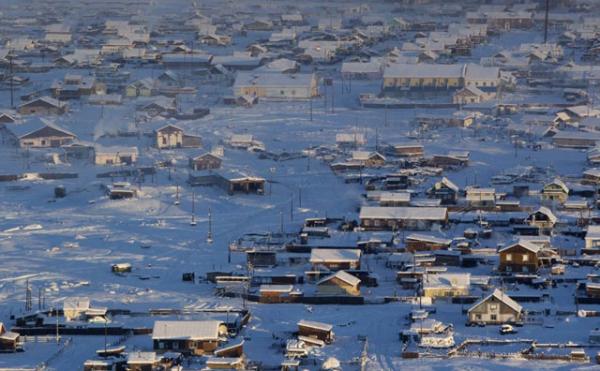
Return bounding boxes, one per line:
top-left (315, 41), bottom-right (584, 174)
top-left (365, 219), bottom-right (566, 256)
top-left (406, 233), bottom-right (452, 245)
top-left (127, 351), bottom-right (161, 364)
top-left (317, 270), bottom-right (361, 287)
top-left (152, 320), bottom-right (223, 340)
top-left (529, 206), bottom-right (557, 224)
top-left (234, 72), bottom-right (316, 89)
top-left (423, 273), bottom-right (470, 289)
top-left (297, 320), bottom-right (333, 332)
top-left (468, 289), bottom-right (522, 314)
top-left (310, 248), bottom-right (361, 263)
top-left (498, 240), bottom-right (541, 254)
top-left (384, 63), bottom-right (465, 79)
top-left (259, 284), bottom-right (293, 293)
top-left (359, 206), bottom-right (447, 221)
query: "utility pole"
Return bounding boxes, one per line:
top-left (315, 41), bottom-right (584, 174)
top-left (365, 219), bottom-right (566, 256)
top-left (360, 337), bottom-right (369, 371)
top-left (190, 192), bottom-right (197, 226)
top-left (543, 0), bottom-right (550, 44)
top-left (25, 280), bottom-right (32, 312)
top-left (309, 96), bottom-right (313, 121)
top-left (8, 52), bottom-right (14, 108)
top-left (207, 207), bottom-right (213, 244)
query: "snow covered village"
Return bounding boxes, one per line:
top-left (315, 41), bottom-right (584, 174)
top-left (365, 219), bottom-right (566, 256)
top-left (1, 0), bottom-right (600, 369)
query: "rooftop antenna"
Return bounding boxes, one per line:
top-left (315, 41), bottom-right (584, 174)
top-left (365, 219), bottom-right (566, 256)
top-left (190, 191), bottom-right (197, 226)
top-left (207, 207), bottom-right (213, 244)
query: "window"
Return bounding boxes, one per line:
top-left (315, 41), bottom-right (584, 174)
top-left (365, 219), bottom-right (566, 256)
top-left (476, 314), bottom-right (481, 320)
top-left (162, 137), bottom-right (167, 145)
top-left (522, 254), bottom-right (529, 262)
top-left (490, 304), bottom-right (497, 311)
top-left (505, 253), bottom-right (512, 261)
top-left (280, 90), bottom-right (285, 95)
top-left (41, 140), bottom-right (46, 145)
top-left (491, 314), bottom-right (497, 321)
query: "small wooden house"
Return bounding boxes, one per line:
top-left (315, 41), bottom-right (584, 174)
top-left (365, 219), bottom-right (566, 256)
top-left (126, 352), bottom-right (163, 371)
top-left (498, 240), bottom-right (540, 273)
top-left (190, 153), bottom-right (222, 171)
top-left (309, 248), bottom-right (361, 270)
top-left (422, 273), bottom-right (470, 298)
top-left (427, 177), bottom-right (459, 205)
top-left (359, 206), bottom-right (448, 230)
top-left (297, 320), bottom-right (334, 343)
top-left (0, 323), bottom-right (20, 352)
top-left (94, 146), bottom-right (138, 166)
top-left (541, 178), bottom-right (569, 203)
top-left (526, 206), bottom-right (557, 231)
top-left (467, 289), bottom-right (523, 325)
top-left (405, 234), bottom-right (452, 252)
top-left (9, 120), bottom-right (76, 148)
top-left (465, 187), bottom-right (496, 208)
top-left (259, 284), bottom-right (294, 303)
top-left (18, 96), bottom-right (67, 115)
top-left (156, 124), bottom-right (202, 149)
top-left (152, 320), bottom-right (227, 355)
top-left (316, 270), bottom-right (361, 296)
top-left (350, 151), bottom-right (386, 167)
top-left (246, 250), bottom-right (276, 267)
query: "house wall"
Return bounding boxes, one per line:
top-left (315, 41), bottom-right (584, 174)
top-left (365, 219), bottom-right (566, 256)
top-left (499, 245), bottom-right (539, 273)
top-left (18, 105), bottom-right (65, 115)
top-left (316, 278), bottom-right (360, 296)
top-left (157, 131), bottom-right (183, 148)
top-left (468, 297), bottom-right (520, 324)
top-left (19, 135), bottom-right (73, 148)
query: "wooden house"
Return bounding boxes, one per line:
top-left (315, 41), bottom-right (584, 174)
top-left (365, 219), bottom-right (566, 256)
top-left (259, 284), bottom-right (294, 303)
top-left (8, 119), bottom-right (76, 148)
top-left (310, 249), bottom-right (361, 271)
top-left (359, 206), bottom-right (448, 230)
top-left (189, 153), bottom-right (222, 171)
top-left (541, 178), bottom-right (569, 203)
top-left (422, 273), bottom-right (470, 298)
top-left (405, 234), bottom-right (452, 252)
top-left (453, 86), bottom-right (490, 104)
top-left (0, 323), bottom-right (20, 352)
top-left (467, 289), bottom-right (523, 325)
top-left (584, 225), bottom-right (600, 252)
top-left (427, 177), bottom-right (459, 205)
top-left (498, 240), bottom-right (540, 273)
top-left (233, 72), bottom-right (318, 100)
top-left (379, 192), bottom-right (411, 207)
top-left (392, 144), bottom-right (424, 157)
top-left (205, 356), bottom-right (245, 370)
top-left (526, 206), bottom-right (557, 231)
top-left (316, 270), bottom-right (361, 296)
top-left (247, 250), bottom-right (276, 267)
top-left (152, 320), bottom-right (227, 355)
top-left (350, 151), bottom-right (386, 167)
top-left (18, 96), bottom-right (67, 115)
top-left (156, 124), bottom-right (202, 149)
top-left (126, 352), bottom-right (163, 371)
top-left (297, 320), bottom-right (334, 343)
top-left (94, 146), bottom-right (138, 166)
top-left (465, 187), bottom-right (496, 208)
top-left (125, 78), bottom-right (155, 97)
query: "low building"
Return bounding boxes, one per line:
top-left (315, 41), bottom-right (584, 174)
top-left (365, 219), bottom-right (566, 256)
top-left (405, 234), bottom-right (452, 252)
top-left (63, 297), bottom-right (90, 321)
top-left (152, 320), bottom-right (227, 355)
top-left (297, 320), bottom-right (334, 343)
top-left (156, 124), bottom-right (202, 149)
top-left (233, 72), bottom-right (318, 99)
top-left (0, 323), bottom-right (20, 352)
top-left (422, 273), bottom-right (470, 298)
top-left (94, 146), bottom-right (138, 166)
top-left (316, 270), bottom-right (361, 296)
top-left (498, 240), bottom-right (540, 273)
top-left (18, 96), bottom-right (67, 115)
top-left (467, 289), bottom-right (523, 325)
top-left (541, 178), bottom-right (569, 203)
top-left (8, 119), bottom-right (76, 148)
top-left (427, 177), bottom-right (459, 205)
top-left (465, 187), bottom-right (496, 208)
top-left (190, 153), bottom-right (222, 171)
top-left (359, 206), bottom-right (448, 230)
top-left (584, 225), bottom-right (600, 252)
top-left (526, 206), bottom-right (557, 231)
top-left (310, 248), bottom-right (361, 270)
